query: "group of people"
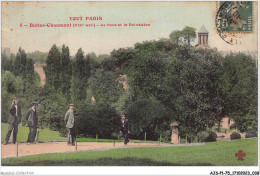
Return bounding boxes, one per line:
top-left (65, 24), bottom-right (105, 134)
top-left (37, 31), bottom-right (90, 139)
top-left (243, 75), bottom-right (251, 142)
top-left (3, 98), bottom-right (131, 146)
top-left (4, 97), bottom-right (39, 145)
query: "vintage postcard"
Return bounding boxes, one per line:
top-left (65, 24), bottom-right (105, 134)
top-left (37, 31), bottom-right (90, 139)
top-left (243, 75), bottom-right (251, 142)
top-left (1, 1), bottom-right (259, 176)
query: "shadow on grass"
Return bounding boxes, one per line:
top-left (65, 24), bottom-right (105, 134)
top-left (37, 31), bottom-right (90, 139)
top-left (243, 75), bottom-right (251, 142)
top-left (2, 157), bottom-right (213, 166)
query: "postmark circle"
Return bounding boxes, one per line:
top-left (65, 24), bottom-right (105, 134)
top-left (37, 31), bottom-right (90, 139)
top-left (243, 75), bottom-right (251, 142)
top-left (215, 1), bottom-right (253, 45)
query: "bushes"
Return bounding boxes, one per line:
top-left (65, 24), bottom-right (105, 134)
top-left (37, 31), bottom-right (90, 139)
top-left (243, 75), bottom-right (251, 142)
top-left (230, 132), bottom-right (241, 140)
top-left (205, 132), bottom-right (217, 142)
top-left (197, 131), bottom-right (217, 142)
top-left (75, 103), bottom-right (120, 139)
top-left (245, 130), bottom-right (257, 138)
top-left (197, 131), bottom-right (209, 142)
top-left (125, 97), bottom-right (174, 141)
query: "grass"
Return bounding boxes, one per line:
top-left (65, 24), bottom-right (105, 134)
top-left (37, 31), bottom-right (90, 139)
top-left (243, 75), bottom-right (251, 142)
top-left (76, 137), bottom-right (158, 143)
top-left (2, 138), bottom-right (258, 166)
top-left (1, 123), bottom-right (66, 143)
top-left (2, 123), bottom-right (158, 144)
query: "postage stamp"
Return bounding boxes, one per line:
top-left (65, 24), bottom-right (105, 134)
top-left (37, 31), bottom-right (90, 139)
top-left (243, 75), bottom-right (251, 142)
top-left (215, 1), bottom-right (254, 45)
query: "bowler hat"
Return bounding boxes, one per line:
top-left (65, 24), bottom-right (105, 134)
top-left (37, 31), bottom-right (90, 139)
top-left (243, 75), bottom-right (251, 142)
top-left (12, 97), bottom-right (18, 101)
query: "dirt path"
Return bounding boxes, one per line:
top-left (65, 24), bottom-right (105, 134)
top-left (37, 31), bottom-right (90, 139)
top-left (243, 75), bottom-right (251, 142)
top-left (34, 64), bottom-right (46, 87)
top-left (1, 142), bottom-right (204, 159)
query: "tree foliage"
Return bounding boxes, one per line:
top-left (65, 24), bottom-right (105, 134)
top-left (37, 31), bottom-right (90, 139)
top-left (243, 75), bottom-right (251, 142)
top-left (70, 48), bottom-right (90, 103)
top-left (89, 69), bottom-right (124, 105)
top-left (45, 44), bottom-right (61, 90)
top-left (169, 26), bottom-right (196, 46)
top-left (2, 37), bottom-right (257, 141)
top-left (60, 45), bottom-right (72, 100)
top-left (125, 97), bottom-right (173, 140)
top-left (223, 54), bottom-right (257, 132)
top-left (75, 103), bottom-right (120, 139)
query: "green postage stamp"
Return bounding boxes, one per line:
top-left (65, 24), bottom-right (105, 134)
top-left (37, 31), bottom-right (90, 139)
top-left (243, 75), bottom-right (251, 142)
top-left (216, 1), bottom-right (253, 32)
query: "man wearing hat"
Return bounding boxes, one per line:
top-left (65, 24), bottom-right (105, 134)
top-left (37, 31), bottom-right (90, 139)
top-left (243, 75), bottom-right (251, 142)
top-left (27, 101), bottom-right (39, 143)
top-left (120, 114), bottom-right (130, 146)
top-left (64, 104), bottom-right (75, 146)
top-left (4, 97), bottom-right (22, 145)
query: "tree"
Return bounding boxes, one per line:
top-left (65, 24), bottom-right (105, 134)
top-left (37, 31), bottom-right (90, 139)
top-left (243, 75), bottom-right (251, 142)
top-left (169, 49), bottom-right (220, 137)
top-left (1, 71), bottom-right (24, 123)
top-left (125, 97), bottom-right (173, 140)
top-left (110, 48), bottom-right (136, 74)
top-left (70, 48), bottom-right (90, 103)
top-left (45, 44), bottom-right (61, 90)
top-left (97, 54), bottom-right (110, 63)
top-left (169, 30), bottom-right (183, 44)
top-left (13, 47), bottom-right (27, 77)
top-left (1, 53), bottom-right (8, 71)
top-left (223, 54), bottom-right (257, 132)
top-left (25, 58), bottom-right (35, 76)
top-left (127, 39), bottom-right (230, 139)
top-left (27, 51), bottom-right (48, 64)
top-left (60, 45), bottom-right (72, 101)
top-left (38, 86), bottom-right (67, 132)
top-left (89, 69), bottom-right (123, 105)
top-left (181, 26), bottom-right (196, 46)
top-left (85, 53), bottom-right (100, 74)
top-left (129, 39), bottom-right (178, 103)
top-left (101, 57), bottom-right (116, 72)
top-left (75, 103), bottom-right (120, 139)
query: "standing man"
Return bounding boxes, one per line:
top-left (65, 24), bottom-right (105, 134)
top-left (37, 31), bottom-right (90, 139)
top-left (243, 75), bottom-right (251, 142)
top-left (27, 102), bottom-right (39, 143)
top-left (64, 104), bottom-right (75, 146)
top-left (4, 97), bottom-right (22, 145)
top-left (120, 115), bottom-right (130, 146)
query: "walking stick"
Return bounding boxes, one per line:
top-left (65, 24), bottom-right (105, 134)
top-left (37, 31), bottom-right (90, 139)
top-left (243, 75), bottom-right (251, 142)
top-left (16, 142), bottom-right (18, 156)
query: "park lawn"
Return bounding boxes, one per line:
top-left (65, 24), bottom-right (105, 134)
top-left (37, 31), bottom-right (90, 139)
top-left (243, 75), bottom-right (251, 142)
top-left (1, 123), bottom-right (66, 143)
top-left (2, 123), bottom-right (158, 143)
top-left (76, 138), bottom-right (158, 143)
top-left (2, 138), bottom-right (258, 166)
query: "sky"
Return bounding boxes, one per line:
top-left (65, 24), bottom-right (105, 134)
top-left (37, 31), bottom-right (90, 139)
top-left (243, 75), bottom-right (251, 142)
top-left (1, 1), bottom-right (258, 56)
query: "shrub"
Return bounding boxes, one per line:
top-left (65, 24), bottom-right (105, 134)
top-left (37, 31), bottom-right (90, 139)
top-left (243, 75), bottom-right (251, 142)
top-left (230, 132), bottom-right (241, 140)
top-left (197, 131), bottom-right (217, 142)
top-left (75, 103), bottom-right (120, 139)
top-left (125, 97), bottom-right (174, 140)
top-left (229, 124), bottom-right (236, 130)
top-left (205, 131), bottom-right (217, 142)
top-left (245, 130), bottom-right (257, 138)
top-left (197, 131), bottom-right (209, 142)
top-left (180, 138), bottom-right (186, 144)
top-left (160, 130), bottom-right (172, 143)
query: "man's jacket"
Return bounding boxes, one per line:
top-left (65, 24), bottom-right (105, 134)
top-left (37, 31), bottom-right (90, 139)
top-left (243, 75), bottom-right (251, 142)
top-left (27, 108), bottom-right (38, 127)
top-left (8, 104), bottom-right (22, 125)
top-left (64, 109), bottom-right (74, 128)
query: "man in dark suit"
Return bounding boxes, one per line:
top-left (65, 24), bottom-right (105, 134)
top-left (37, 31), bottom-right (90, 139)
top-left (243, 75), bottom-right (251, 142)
top-left (27, 102), bottom-right (39, 143)
top-left (64, 104), bottom-right (75, 146)
top-left (120, 114), bottom-right (130, 146)
top-left (4, 97), bottom-right (22, 145)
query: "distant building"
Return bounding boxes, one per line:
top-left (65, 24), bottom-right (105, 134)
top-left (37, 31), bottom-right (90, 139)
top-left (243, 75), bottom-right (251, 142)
top-left (221, 117), bottom-right (234, 129)
top-left (195, 25), bottom-right (210, 50)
